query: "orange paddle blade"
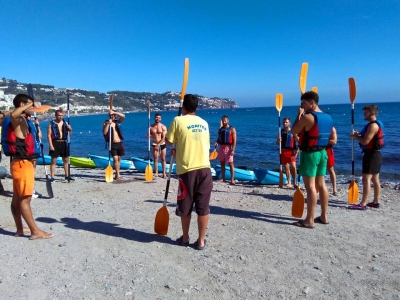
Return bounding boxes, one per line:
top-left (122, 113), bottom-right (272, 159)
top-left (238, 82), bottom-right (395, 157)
top-left (348, 179), bottom-right (359, 204)
top-left (292, 187), bottom-right (305, 218)
top-left (209, 149), bottom-right (218, 160)
top-left (27, 105), bottom-right (52, 113)
top-left (145, 164), bottom-right (153, 181)
top-left (279, 170), bottom-right (284, 188)
top-left (348, 78), bottom-right (356, 103)
top-left (312, 87), bottom-right (318, 93)
top-left (299, 62), bottom-right (308, 94)
top-left (109, 93), bottom-right (114, 110)
top-left (180, 58), bottom-right (189, 100)
top-left (105, 164), bottom-right (113, 183)
top-left (275, 93), bottom-right (283, 112)
top-left (154, 205), bottom-right (169, 235)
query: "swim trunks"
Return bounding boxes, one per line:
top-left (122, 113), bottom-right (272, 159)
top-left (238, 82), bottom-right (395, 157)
top-left (11, 159), bottom-right (34, 197)
top-left (152, 142), bottom-right (166, 151)
top-left (49, 140), bottom-right (69, 158)
top-left (281, 149), bottom-right (296, 165)
top-left (111, 142), bottom-right (125, 157)
top-left (299, 149), bottom-right (328, 177)
top-left (218, 145), bottom-right (233, 163)
top-left (362, 150), bottom-right (382, 174)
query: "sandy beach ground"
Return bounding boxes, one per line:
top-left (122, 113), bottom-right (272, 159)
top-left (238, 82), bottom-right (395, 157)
top-left (0, 160), bottom-right (399, 299)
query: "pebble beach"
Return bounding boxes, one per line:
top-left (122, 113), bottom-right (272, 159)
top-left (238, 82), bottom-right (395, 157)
top-left (0, 160), bottom-right (399, 299)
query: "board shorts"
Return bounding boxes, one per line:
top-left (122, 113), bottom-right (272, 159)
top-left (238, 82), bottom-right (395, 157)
top-left (49, 140), bottom-right (69, 158)
top-left (326, 147), bottom-right (335, 168)
top-left (299, 149), bottom-right (328, 177)
top-left (281, 149), bottom-right (296, 165)
top-left (175, 168), bottom-right (213, 217)
top-left (152, 142), bottom-right (166, 150)
top-left (218, 145), bottom-right (233, 163)
top-left (111, 142), bottom-right (125, 157)
top-left (362, 150), bottom-right (382, 175)
top-left (11, 159), bottom-right (35, 197)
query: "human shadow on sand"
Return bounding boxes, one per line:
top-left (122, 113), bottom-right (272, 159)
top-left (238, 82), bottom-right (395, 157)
top-left (36, 217), bottom-right (173, 244)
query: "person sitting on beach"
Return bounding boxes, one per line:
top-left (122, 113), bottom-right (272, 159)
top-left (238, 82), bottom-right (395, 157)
top-left (326, 126), bottom-right (338, 196)
top-left (165, 94), bottom-right (212, 250)
top-left (47, 108), bottom-right (73, 182)
top-left (1, 94), bottom-right (53, 239)
top-left (103, 109), bottom-right (125, 180)
top-left (348, 104), bottom-right (384, 210)
top-left (291, 91), bottom-right (333, 228)
top-left (215, 115), bottom-right (237, 185)
top-left (276, 117), bottom-right (299, 188)
top-left (149, 113), bottom-right (167, 178)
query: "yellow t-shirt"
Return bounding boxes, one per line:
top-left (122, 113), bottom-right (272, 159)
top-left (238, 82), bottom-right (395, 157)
top-left (166, 114), bottom-right (210, 175)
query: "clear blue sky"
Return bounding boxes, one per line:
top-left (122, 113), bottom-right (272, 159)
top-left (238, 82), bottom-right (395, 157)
top-left (1, 1), bottom-right (399, 107)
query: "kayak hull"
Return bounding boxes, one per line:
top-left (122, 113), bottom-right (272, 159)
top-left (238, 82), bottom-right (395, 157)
top-left (89, 154), bottom-right (135, 170)
top-left (70, 157), bottom-right (96, 168)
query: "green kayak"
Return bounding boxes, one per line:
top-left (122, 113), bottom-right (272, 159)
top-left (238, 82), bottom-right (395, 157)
top-left (70, 157), bottom-right (96, 168)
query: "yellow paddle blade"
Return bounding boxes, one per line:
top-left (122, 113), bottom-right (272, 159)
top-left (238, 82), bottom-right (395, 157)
top-left (348, 78), bottom-right (356, 103)
top-left (105, 164), bottom-right (113, 183)
top-left (312, 87), bottom-right (318, 93)
top-left (292, 187), bottom-right (305, 218)
top-left (209, 149), bottom-right (218, 160)
top-left (109, 93), bottom-right (114, 110)
top-left (180, 58), bottom-right (189, 100)
top-left (275, 93), bottom-right (283, 112)
top-left (299, 62), bottom-right (308, 94)
top-left (348, 179), bottom-right (359, 204)
top-left (145, 164), bottom-right (153, 181)
top-left (279, 170), bottom-right (284, 188)
top-left (154, 205), bottom-right (169, 235)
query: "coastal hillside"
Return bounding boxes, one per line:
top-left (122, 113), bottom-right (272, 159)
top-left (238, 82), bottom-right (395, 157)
top-left (0, 77), bottom-right (239, 112)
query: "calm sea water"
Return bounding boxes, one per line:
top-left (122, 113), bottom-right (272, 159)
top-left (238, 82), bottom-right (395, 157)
top-left (39, 102), bottom-right (400, 184)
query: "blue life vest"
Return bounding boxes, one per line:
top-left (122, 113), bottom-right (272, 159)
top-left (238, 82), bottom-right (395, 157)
top-left (217, 126), bottom-right (234, 145)
top-left (281, 129), bottom-right (296, 150)
top-left (50, 120), bottom-right (68, 140)
top-left (104, 121), bottom-right (124, 142)
top-left (299, 112), bottom-right (333, 152)
top-left (359, 120), bottom-right (385, 152)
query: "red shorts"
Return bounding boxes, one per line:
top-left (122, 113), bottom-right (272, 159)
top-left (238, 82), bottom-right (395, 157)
top-left (176, 168), bottom-right (213, 217)
top-left (218, 145), bottom-right (233, 163)
top-left (326, 147), bottom-right (335, 168)
top-left (281, 149), bottom-right (296, 165)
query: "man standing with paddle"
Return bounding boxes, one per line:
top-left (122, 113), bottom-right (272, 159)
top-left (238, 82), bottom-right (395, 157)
top-left (348, 105), bottom-right (384, 210)
top-left (165, 94), bottom-right (212, 250)
top-left (149, 113), bottom-right (167, 178)
top-left (291, 91), bottom-right (333, 228)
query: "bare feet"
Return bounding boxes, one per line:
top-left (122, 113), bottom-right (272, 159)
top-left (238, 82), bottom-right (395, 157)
top-left (29, 231), bottom-right (54, 240)
top-left (293, 183), bottom-right (298, 188)
top-left (285, 184), bottom-right (293, 188)
top-left (162, 173), bottom-right (167, 179)
top-left (218, 179), bottom-right (224, 183)
top-left (333, 191), bottom-right (339, 196)
top-left (15, 227), bottom-right (31, 237)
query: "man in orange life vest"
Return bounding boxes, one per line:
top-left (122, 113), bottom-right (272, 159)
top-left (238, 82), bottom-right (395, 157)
top-left (5, 94), bottom-right (53, 239)
top-left (215, 115), bottom-right (237, 185)
top-left (291, 91), bottom-right (333, 228)
top-left (348, 104), bottom-right (384, 210)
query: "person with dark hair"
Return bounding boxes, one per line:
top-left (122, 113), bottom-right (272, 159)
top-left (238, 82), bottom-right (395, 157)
top-left (1, 94), bottom-right (53, 239)
top-left (326, 127), bottom-right (338, 196)
top-left (348, 104), bottom-right (384, 210)
top-left (276, 117), bottom-right (299, 188)
top-left (291, 91), bottom-right (333, 228)
top-left (103, 110), bottom-right (125, 180)
top-left (47, 108), bottom-right (73, 182)
top-left (215, 115), bottom-right (237, 185)
top-left (165, 94), bottom-right (212, 250)
top-left (149, 113), bottom-right (167, 178)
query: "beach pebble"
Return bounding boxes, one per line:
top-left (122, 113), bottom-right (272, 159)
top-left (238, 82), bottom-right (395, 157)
top-left (372, 266), bottom-right (380, 271)
top-left (302, 286), bottom-right (310, 294)
top-left (182, 288), bottom-right (189, 294)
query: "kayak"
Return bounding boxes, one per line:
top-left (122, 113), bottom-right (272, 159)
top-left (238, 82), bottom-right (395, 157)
top-left (253, 168), bottom-right (303, 185)
top-left (36, 155), bottom-right (64, 166)
top-left (70, 157), bottom-right (96, 168)
top-left (131, 156), bottom-right (176, 173)
top-left (89, 154), bottom-right (135, 170)
top-left (214, 165), bottom-right (257, 181)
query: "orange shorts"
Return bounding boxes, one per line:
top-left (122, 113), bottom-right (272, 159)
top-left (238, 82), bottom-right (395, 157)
top-left (281, 149), bottom-right (296, 165)
top-left (11, 159), bottom-right (35, 197)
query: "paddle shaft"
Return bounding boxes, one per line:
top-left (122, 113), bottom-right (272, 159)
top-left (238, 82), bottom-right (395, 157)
top-left (351, 103), bottom-right (355, 176)
top-left (67, 92), bottom-right (71, 182)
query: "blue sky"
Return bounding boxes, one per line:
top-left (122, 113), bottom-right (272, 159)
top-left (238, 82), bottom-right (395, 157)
top-left (1, 1), bottom-right (399, 107)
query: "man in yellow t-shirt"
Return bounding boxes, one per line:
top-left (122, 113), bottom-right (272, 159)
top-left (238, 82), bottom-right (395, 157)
top-left (165, 94), bottom-right (212, 250)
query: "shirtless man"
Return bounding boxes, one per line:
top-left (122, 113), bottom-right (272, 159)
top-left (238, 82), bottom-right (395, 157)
top-left (149, 113), bottom-right (167, 178)
top-left (3, 94), bottom-right (53, 239)
top-left (47, 109), bottom-right (73, 182)
top-left (103, 110), bottom-right (125, 180)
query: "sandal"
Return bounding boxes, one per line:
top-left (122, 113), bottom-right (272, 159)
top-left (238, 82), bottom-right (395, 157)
top-left (293, 220), bottom-right (314, 229)
top-left (366, 202), bottom-right (380, 208)
top-left (348, 204), bottom-right (367, 210)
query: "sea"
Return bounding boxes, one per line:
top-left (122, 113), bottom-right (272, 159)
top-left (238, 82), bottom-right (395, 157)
top-left (38, 102), bottom-right (400, 185)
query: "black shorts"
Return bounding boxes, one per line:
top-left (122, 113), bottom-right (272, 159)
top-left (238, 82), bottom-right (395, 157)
top-left (111, 142), bottom-right (125, 157)
top-left (175, 168), bottom-right (213, 217)
top-left (362, 150), bottom-right (382, 175)
top-left (49, 140), bottom-right (69, 157)
top-left (152, 143), bottom-right (166, 151)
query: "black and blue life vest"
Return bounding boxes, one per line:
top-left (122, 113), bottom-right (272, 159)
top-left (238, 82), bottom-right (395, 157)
top-left (104, 121), bottom-right (124, 142)
top-left (281, 129), bottom-right (297, 150)
top-left (217, 126), bottom-right (234, 145)
top-left (359, 120), bottom-right (385, 152)
top-left (50, 120), bottom-right (68, 140)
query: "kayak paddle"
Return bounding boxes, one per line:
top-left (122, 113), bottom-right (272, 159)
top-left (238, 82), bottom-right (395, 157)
top-left (348, 77), bottom-right (358, 204)
top-left (154, 57), bottom-right (189, 235)
top-left (312, 86), bottom-right (318, 93)
top-left (291, 62), bottom-right (308, 218)
top-left (105, 94), bottom-right (114, 183)
top-left (26, 105), bottom-right (52, 113)
top-left (209, 146), bottom-right (218, 160)
top-left (27, 84), bottom-right (54, 198)
top-left (67, 92), bottom-right (71, 183)
top-left (275, 93), bottom-right (284, 188)
top-left (145, 100), bottom-right (153, 181)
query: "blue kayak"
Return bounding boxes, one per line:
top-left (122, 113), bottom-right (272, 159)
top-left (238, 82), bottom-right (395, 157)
top-left (131, 156), bottom-right (176, 173)
top-left (253, 167), bottom-right (303, 185)
top-left (36, 155), bottom-right (64, 166)
top-left (214, 165), bottom-right (257, 181)
top-left (89, 154), bottom-right (135, 170)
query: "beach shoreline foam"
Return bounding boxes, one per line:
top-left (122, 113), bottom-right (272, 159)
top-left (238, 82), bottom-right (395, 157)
top-left (0, 161), bottom-right (399, 299)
